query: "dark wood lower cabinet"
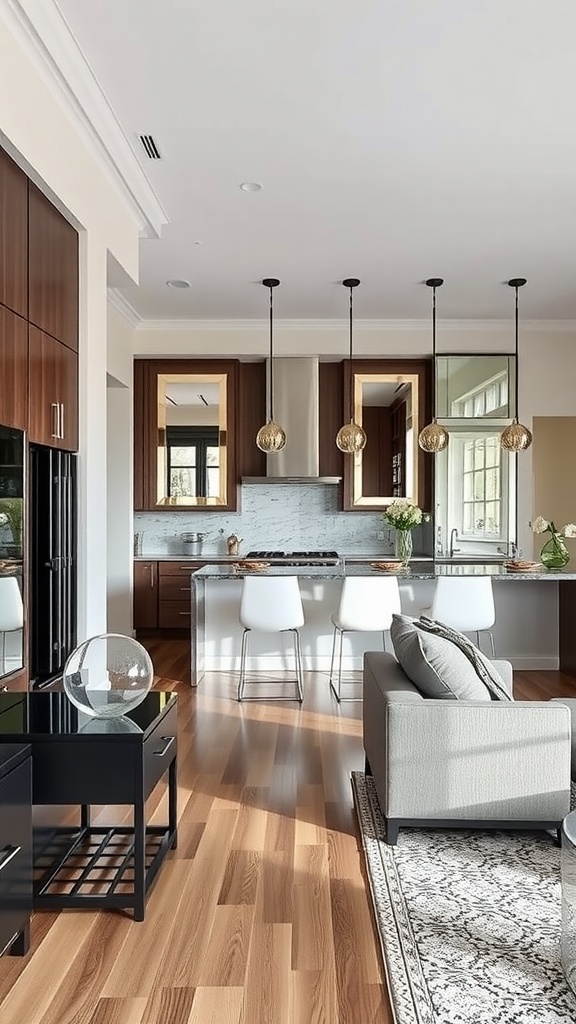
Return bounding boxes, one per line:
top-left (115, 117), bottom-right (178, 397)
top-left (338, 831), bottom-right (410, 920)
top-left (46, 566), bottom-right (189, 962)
top-left (134, 560), bottom-right (207, 636)
top-left (134, 561), bottom-right (158, 630)
top-left (0, 744), bottom-right (32, 957)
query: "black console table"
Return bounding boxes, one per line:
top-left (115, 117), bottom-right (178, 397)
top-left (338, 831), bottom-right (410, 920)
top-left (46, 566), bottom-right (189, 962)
top-left (0, 692), bottom-right (177, 921)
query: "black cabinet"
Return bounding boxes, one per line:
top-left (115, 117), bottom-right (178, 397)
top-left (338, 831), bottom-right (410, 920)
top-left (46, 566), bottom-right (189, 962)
top-left (0, 693), bottom-right (177, 922)
top-left (0, 744), bottom-right (32, 957)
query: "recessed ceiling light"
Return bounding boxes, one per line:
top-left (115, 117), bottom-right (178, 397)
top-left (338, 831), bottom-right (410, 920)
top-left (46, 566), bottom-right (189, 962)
top-left (239, 182), bottom-right (262, 192)
top-left (166, 279), bottom-right (190, 289)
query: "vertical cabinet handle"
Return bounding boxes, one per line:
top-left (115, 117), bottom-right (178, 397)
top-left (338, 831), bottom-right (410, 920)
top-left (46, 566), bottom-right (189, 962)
top-left (59, 403), bottom-right (65, 439)
top-left (51, 403), bottom-right (59, 439)
top-left (150, 563), bottom-right (155, 589)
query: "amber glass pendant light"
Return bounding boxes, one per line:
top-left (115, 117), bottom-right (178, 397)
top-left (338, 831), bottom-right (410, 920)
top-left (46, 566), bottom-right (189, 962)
top-left (336, 278), bottom-right (367, 453)
top-left (418, 277), bottom-right (449, 453)
top-left (500, 278), bottom-right (532, 452)
top-left (256, 278), bottom-right (287, 453)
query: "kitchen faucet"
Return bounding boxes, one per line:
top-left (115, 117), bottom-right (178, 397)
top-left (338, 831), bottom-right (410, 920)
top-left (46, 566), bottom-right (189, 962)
top-left (449, 527), bottom-right (461, 557)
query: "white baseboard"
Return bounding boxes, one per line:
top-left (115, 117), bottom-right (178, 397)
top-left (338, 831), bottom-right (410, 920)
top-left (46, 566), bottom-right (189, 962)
top-left (203, 655), bottom-right (560, 672)
top-left (505, 656), bottom-right (559, 671)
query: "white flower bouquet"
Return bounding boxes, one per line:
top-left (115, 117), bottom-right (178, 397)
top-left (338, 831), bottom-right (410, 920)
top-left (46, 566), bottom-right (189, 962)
top-left (532, 516), bottom-right (576, 539)
top-left (382, 499), bottom-right (426, 532)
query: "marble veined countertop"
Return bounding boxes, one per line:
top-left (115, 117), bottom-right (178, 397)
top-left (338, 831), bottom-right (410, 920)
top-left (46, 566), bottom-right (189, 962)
top-left (192, 561), bottom-right (576, 581)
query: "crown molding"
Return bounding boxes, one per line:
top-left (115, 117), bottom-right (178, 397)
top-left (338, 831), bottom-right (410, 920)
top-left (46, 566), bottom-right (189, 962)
top-left (1, 0), bottom-right (168, 238)
top-left (133, 316), bottom-right (576, 333)
top-left (107, 288), bottom-right (142, 328)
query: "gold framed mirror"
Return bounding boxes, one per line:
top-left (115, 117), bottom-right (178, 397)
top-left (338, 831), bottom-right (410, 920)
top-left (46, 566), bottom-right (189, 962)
top-left (134, 359), bottom-right (239, 511)
top-left (342, 359), bottom-right (431, 511)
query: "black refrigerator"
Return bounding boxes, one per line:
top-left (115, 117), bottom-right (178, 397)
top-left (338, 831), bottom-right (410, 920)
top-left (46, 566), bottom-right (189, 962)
top-left (29, 446), bottom-right (77, 687)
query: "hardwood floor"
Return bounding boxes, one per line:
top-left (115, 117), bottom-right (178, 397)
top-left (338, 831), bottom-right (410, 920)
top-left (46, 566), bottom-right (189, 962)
top-left (1, 643), bottom-right (575, 1024)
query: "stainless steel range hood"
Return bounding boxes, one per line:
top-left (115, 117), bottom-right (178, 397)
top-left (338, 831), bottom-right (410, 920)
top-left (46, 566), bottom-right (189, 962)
top-left (242, 357), bottom-right (341, 484)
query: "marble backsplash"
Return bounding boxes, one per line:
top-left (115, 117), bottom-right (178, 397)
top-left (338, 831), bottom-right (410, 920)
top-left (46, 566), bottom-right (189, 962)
top-left (134, 483), bottom-right (433, 558)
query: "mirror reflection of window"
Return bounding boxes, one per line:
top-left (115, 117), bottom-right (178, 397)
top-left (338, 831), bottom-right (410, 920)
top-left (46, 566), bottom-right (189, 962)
top-left (436, 356), bottom-right (513, 420)
top-left (156, 373), bottom-right (227, 506)
top-left (167, 427), bottom-right (220, 499)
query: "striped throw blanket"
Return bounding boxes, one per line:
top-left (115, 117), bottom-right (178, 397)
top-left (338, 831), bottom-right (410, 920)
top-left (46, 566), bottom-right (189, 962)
top-left (417, 616), bottom-right (512, 702)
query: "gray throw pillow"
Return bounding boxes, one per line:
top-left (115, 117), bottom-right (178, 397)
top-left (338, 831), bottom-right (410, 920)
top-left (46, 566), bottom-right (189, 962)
top-left (390, 613), bottom-right (492, 701)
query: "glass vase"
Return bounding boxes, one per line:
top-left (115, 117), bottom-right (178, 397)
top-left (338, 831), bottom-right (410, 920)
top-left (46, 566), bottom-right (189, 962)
top-left (395, 529), bottom-right (413, 563)
top-left (540, 533), bottom-right (570, 569)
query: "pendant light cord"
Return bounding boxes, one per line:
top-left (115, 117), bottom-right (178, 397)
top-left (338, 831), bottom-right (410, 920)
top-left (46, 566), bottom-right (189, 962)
top-left (507, 277), bottom-right (526, 425)
top-left (268, 283), bottom-right (274, 423)
top-left (348, 284), bottom-right (354, 420)
top-left (514, 283), bottom-right (519, 423)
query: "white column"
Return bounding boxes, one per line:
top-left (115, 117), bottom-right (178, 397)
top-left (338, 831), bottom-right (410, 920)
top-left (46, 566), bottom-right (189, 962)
top-left (76, 231), bottom-right (108, 641)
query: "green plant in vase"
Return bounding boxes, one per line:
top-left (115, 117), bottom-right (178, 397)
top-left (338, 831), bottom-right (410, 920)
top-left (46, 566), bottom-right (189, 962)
top-left (382, 499), bottom-right (428, 563)
top-left (532, 516), bottom-right (576, 569)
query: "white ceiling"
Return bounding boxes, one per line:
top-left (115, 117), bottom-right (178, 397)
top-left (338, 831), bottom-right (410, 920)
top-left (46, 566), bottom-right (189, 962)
top-left (55, 0), bottom-right (576, 322)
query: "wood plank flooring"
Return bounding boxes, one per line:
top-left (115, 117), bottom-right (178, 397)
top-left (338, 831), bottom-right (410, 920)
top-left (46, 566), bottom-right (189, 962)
top-left (1, 641), bottom-right (575, 1024)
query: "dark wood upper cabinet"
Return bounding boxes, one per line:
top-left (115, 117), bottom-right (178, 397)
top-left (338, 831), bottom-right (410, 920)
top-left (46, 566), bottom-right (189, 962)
top-left (28, 183), bottom-right (78, 352)
top-left (134, 359), bottom-right (239, 511)
top-left (0, 149), bottom-right (28, 319)
top-left (0, 306), bottom-right (28, 431)
top-left (237, 362), bottom-right (266, 479)
top-left (319, 362), bottom-right (344, 479)
top-left (28, 326), bottom-right (78, 452)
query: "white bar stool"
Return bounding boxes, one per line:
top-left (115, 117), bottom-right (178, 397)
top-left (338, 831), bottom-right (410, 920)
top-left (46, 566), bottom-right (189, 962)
top-left (424, 576), bottom-right (496, 656)
top-left (0, 577), bottom-right (24, 674)
top-left (329, 576), bottom-right (401, 702)
top-left (238, 575), bottom-right (305, 702)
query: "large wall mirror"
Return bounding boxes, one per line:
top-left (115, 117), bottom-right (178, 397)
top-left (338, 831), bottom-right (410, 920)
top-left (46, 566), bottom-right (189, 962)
top-left (343, 360), bottom-right (431, 511)
top-left (134, 359), bottom-right (238, 511)
top-left (434, 355), bottom-right (517, 558)
top-left (157, 373), bottom-right (228, 506)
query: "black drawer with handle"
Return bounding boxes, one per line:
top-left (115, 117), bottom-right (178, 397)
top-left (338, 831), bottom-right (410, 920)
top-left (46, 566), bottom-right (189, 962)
top-left (0, 744), bottom-right (32, 957)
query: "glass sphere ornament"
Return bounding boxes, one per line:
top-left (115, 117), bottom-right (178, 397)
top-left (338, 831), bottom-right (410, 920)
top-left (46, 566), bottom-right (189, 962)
top-left (500, 420), bottom-right (532, 452)
top-left (336, 420), bottom-right (367, 453)
top-left (256, 420), bottom-right (286, 453)
top-left (63, 633), bottom-right (154, 719)
top-left (418, 421), bottom-right (449, 453)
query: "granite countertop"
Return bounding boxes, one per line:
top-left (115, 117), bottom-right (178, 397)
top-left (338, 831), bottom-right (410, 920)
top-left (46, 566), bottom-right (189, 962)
top-left (191, 561), bottom-right (576, 581)
top-left (134, 553), bottom-right (239, 562)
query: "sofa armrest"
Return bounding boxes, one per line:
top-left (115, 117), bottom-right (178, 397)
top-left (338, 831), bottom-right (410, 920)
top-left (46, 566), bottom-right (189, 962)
top-left (492, 659), bottom-right (513, 696)
top-left (384, 699), bottom-right (571, 820)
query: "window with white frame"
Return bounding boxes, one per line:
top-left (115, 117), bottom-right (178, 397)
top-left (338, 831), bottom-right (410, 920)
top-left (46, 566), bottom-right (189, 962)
top-left (450, 430), bottom-right (507, 540)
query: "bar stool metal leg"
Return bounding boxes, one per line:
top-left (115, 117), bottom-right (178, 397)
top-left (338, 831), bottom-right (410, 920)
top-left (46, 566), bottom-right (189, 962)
top-left (329, 627), bottom-right (362, 703)
top-left (238, 627), bottom-right (304, 702)
top-left (292, 628), bottom-right (304, 702)
top-left (237, 628), bottom-right (250, 701)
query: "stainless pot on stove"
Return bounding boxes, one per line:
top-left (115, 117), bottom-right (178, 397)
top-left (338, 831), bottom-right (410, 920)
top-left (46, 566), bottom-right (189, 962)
top-left (182, 532), bottom-right (211, 556)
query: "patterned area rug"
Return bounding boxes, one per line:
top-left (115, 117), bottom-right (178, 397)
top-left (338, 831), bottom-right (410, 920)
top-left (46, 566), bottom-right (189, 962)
top-left (352, 771), bottom-right (576, 1024)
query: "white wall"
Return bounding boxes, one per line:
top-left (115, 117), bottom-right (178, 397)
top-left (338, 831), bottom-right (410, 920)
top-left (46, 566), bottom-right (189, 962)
top-left (106, 306), bottom-right (134, 634)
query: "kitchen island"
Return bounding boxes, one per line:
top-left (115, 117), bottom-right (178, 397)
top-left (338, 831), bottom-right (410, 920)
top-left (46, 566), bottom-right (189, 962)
top-left (190, 561), bottom-right (576, 685)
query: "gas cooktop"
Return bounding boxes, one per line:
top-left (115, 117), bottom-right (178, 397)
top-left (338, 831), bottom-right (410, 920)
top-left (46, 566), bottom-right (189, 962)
top-left (245, 549), bottom-right (341, 565)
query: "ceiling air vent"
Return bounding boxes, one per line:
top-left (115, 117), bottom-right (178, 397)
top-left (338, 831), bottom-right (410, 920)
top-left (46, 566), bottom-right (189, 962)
top-left (138, 134), bottom-right (161, 159)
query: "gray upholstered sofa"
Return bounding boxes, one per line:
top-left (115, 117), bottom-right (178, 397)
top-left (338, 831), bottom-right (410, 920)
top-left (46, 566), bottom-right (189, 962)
top-left (363, 649), bottom-right (572, 845)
